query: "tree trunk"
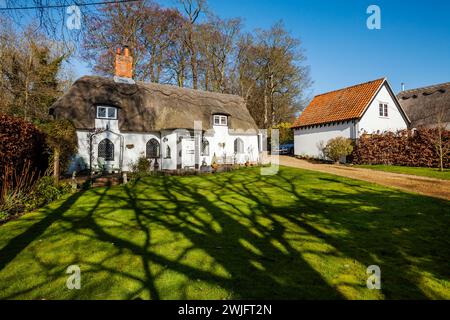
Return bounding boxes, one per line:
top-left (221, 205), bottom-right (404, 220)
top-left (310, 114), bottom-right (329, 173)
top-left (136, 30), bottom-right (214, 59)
top-left (156, 52), bottom-right (163, 83)
top-left (204, 67), bottom-right (209, 91)
top-left (263, 83), bottom-right (268, 128)
top-left (177, 63), bottom-right (185, 87)
top-left (437, 126), bottom-right (444, 172)
top-left (191, 51), bottom-right (198, 89)
top-left (269, 74), bottom-right (275, 128)
top-left (53, 147), bottom-right (60, 184)
top-left (23, 53), bottom-right (33, 120)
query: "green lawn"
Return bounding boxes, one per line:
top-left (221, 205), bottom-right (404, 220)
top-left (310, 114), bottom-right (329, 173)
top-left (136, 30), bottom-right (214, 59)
top-left (0, 166), bottom-right (449, 300)
top-left (355, 165), bottom-right (450, 180)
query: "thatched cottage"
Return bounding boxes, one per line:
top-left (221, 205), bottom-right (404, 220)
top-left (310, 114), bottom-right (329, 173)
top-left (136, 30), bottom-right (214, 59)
top-left (51, 47), bottom-right (261, 173)
top-left (397, 82), bottom-right (450, 129)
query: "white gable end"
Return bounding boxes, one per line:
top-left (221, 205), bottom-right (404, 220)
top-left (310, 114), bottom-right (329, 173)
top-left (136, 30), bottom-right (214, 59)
top-left (358, 83), bottom-right (409, 134)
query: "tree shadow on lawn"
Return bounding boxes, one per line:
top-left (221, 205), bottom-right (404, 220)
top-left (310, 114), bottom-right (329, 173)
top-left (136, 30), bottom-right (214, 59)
top-left (0, 167), bottom-right (449, 299)
top-left (0, 190), bottom-right (87, 272)
top-left (69, 177), bottom-right (343, 299)
top-left (268, 172), bottom-right (450, 299)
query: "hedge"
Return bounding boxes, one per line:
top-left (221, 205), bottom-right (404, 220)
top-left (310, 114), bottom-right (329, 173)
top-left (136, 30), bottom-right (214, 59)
top-left (351, 128), bottom-right (449, 168)
top-left (0, 114), bottom-right (49, 183)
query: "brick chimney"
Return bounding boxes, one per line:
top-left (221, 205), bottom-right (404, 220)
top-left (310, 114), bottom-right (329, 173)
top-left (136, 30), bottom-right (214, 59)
top-left (114, 46), bottom-right (133, 79)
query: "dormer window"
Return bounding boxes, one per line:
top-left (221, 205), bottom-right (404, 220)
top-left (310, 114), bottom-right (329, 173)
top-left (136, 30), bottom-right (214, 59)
top-left (97, 106), bottom-right (117, 120)
top-left (213, 115), bottom-right (228, 126)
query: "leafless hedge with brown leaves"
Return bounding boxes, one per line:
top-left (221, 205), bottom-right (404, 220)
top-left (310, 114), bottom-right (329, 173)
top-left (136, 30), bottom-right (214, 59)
top-left (351, 128), bottom-right (449, 168)
top-left (0, 114), bottom-right (49, 189)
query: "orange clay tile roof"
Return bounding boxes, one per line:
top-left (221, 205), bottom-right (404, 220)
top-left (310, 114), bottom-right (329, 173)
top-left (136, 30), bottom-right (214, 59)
top-left (292, 78), bottom-right (386, 128)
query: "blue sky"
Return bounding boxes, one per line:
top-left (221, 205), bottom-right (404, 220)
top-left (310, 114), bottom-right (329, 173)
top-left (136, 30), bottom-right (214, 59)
top-left (74, 0), bottom-right (450, 96)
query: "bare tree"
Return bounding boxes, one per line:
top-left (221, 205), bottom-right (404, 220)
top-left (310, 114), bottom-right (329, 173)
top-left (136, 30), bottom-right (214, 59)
top-left (2, 0), bottom-right (311, 128)
top-left (237, 22), bottom-right (311, 129)
top-left (197, 15), bottom-right (241, 93)
top-left (166, 32), bottom-right (189, 87)
top-left (82, 1), bottom-right (149, 80)
top-left (429, 100), bottom-right (449, 171)
top-left (82, 1), bottom-right (188, 84)
top-left (177, 0), bottom-right (206, 89)
top-left (142, 6), bottom-right (186, 83)
top-left (408, 90), bottom-right (450, 171)
top-left (0, 0), bottom-right (96, 50)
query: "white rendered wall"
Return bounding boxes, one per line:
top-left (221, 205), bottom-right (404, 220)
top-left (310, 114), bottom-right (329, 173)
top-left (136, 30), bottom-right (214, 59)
top-left (70, 130), bottom-right (124, 172)
top-left (203, 125), bottom-right (260, 165)
top-left (69, 129), bottom-right (161, 173)
top-left (69, 121), bottom-right (259, 173)
top-left (95, 118), bottom-right (119, 132)
top-left (121, 132), bottom-right (160, 171)
top-left (68, 130), bottom-right (91, 173)
top-left (161, 131), bottom-right (178, 171)
top-left (294, 122), bottom-right (354, 159)
top-left (358, 84), bottom-right (409, 134)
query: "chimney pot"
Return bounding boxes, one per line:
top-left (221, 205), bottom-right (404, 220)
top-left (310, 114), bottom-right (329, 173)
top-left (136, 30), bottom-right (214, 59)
top-left (123, 46), bottom-right (130, 57)
top-left (114, 45), bottom-right (133, 79)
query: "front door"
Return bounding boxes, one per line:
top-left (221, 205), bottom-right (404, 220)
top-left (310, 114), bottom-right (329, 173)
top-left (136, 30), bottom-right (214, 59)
top-left (181, 138), bottom-right (196, 168)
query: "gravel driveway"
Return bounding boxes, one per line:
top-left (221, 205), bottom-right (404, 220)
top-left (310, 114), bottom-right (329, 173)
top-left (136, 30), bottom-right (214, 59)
top-left (279, 156), bottom-right (450, 200)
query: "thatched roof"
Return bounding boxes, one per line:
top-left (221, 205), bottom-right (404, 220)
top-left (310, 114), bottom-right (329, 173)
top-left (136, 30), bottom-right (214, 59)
top-left (51, 76), bottom-right (258, 133)
top-left (397, 82), bottom-right (450, 128)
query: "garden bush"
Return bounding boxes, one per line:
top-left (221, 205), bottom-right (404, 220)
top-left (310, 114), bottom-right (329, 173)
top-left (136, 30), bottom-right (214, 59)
top-left (0, 174), bottom-right (71, 222)
top-left (0, 115), bottom-right (75, 223)
top-left (26, 176), bottom-right (72, 210)
top-left (0, 114), bottom-right (48, 186)
top-left (130, 156), bottom-right (151, 173)
top-left (129, 156), bottom-right (152, 181)
top-left (323, 137), bottom-right (354, 163)
top-left (351, 128), bottom-right (449, 168)
top-left (38, 119), bottom-right (78, 182)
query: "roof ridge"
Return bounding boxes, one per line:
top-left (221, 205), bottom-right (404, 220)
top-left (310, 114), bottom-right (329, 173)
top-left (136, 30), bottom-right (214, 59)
top-left (77, 75), bottom-right (243, 101)
top-left (399, 81), bottom-right (450, 94)
top-left (139, 81), bottom-right (245, 101)
top-left (314, 77), bottom-right (386, 98)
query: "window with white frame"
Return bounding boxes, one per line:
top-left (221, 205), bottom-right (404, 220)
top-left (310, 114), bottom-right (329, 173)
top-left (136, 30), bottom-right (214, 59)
top-left (97, 106), bottom-right (117, 119)
top-left (379, 103), bottom-right (388, 117)
top-left (213, 115), bottom-right (228, 126)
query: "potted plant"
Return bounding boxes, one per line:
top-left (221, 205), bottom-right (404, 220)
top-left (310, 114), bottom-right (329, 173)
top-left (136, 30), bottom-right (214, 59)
top-left (211, 153), bottom-right (219, 172)
top-left (200, 159), bottom-right (211, 173)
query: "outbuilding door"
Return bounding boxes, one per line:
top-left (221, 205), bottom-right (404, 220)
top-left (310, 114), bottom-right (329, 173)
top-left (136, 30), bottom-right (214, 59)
top-left (181, 138), bottom-right (196, 169)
